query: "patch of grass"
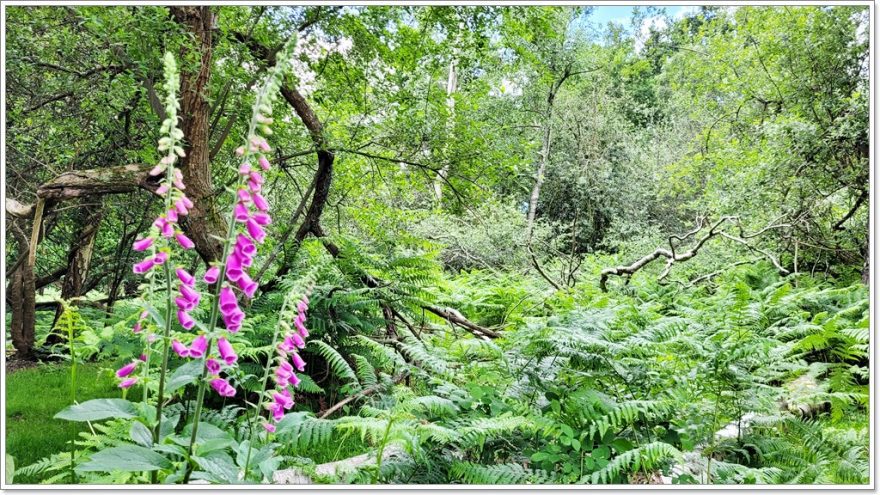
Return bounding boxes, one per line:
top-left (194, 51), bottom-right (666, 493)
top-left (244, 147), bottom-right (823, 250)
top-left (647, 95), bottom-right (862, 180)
top-left (6, 361), bottom-right (126, 483)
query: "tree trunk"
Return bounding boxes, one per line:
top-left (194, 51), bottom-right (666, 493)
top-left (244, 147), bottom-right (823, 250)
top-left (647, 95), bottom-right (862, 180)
top-left (171, 6), bottom-right (226, 264)
top-left (47, 202), bottom-right (104, 343)
top-left (433, 34), bottom-right (460, 203)
top-left (525, 114), bottom-right (552, 241)
top-left (8, 224), bottom-right (36, 360)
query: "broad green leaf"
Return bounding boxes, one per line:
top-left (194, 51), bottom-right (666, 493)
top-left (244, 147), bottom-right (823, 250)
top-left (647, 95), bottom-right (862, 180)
top-left (55, 399), bottom-right (137, 422)
top-left (76, 445), bottom-right (171, 472)
top-left (165, 360), bottom-right (204, 395)
top-left (130, 421), bottom-right (153, 447)
top-left (193, 451), bottom-right (238, 484)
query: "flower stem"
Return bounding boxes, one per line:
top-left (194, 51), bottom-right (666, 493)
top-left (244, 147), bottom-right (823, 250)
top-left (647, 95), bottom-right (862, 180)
top-left (243, 298), bottom-right (289, 478)
top-left (152, 261), bottom-right (175, 444)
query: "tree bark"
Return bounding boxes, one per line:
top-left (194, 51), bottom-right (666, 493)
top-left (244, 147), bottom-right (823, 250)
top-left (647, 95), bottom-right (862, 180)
top-left (526, 112), bottom-right (552, 242)
top-left (8, 223), bottom-right (36, 360)
top-left (433, 30), bottom-right (460, 203)
top-left (47, 202), bottom-right (104, 343)
top-left (171, 6), bottom-right (226, 264)
top-left (525, 65), bottom-right (578, 242)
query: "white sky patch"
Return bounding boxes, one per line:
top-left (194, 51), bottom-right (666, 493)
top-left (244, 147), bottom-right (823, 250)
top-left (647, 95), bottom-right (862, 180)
top-left (489, 77), bottom-right (524, 98)
top-left (634, 15), bottom-right (668, 53)
top-left (674, 6), bottom-right (699, 20)
top-left (291, 33), bottom-right (354, 96)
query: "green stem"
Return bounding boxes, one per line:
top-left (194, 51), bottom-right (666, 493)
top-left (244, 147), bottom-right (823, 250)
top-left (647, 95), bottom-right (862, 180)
top-left (243, 298), bottom-right (289, 478)
top-left (68, 310), bottom-right (76, 404)
top-left (152, 261), bottom-right (175, 445)
top-left (372, 418), bottom-right (394, 484)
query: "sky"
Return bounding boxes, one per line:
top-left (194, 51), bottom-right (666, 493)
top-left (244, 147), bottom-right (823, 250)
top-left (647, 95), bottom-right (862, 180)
top-left (591, 5), bottom-right (697, 27)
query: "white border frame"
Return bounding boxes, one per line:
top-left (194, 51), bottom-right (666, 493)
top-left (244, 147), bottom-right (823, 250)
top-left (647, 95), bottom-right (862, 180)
top-left (0, 1), bottom-right (875, 492)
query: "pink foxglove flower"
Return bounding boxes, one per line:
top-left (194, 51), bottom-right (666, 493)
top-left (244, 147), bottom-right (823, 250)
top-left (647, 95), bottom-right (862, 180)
top-left (175, 297), bottom-right (193, 311)
top-left (189, 335), bottom-right (208, 358)
top-left (258, 156), bottom-right (271, 171)
top-left (217, 338), bottom-right (237, 365)
top-left (206, 358), bottom-right (221, 375)
top-left (133, 258), bottom-right (156, 274)
top-left (177, 309), bottom-right (195, 330)
top-left (246, 218), bottom-right (266, 244)
top-left (204, 266), bottom-right (220, 284)
top-left (252, 212), bottom-right (272, 226)
top-left (133, 237), bottom-right (153, 251)
top-left (172, 340), bottom-right (190, 358)
top-left (262, 422), bottom-right (276, 433)
top-left (235, 234), bottom-right (256, 257)
top-left (234, 202), bottom-right (250, 223)
top-left (237, 189), bottom-right (251, 204)
top-left (210, 378), bottom-right (236, 397)
top-left (237, 273), bottom-right (258, 298)
top-left (252, 193), bottom-right (270, 212)
top-left (161, 221), bottom-right (175, 238)
top-left (175, 233), bottom-right (195, 250)
top-left (226, 254), bottom-right (244, 282)
top-left (116, 361), bottom-right (138, 378)
top-left (149, 164), bottom-right (166, 176)
top-left (180, 284), bottom-right (200, 305)
top-left (291, 353), bottom-right (306, 372)
top-left (119, 378), bottom-right (138, 389)
top-left (176, 268), bottom-right (195, 286)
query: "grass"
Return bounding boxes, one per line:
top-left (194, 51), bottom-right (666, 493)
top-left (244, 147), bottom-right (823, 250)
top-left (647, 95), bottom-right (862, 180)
top-left (6, 361), bottom-right (124, 483)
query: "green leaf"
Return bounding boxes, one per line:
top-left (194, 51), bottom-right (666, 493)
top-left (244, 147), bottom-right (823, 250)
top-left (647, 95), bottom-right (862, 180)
top-left (612, 438), bottom-right (633, 453)
top-left (193, 452), bottom-right (238, 484)
top-left (180, 422), bottom-right (231, 445)
top-left (55, 399), bottom-right (137, 422)
top-left (571, 438), bottom-right (582, 452)
top-left (592, 446), bottom-right (610, 461)
top-left (76, 445), bottom-right (171, 472)
top-left (560, 424), bottom-right (574, 437)
top-left (130, 421), bottom-right (153, 447)
top-left (196, 437), bottom-right (234, 456)
top-left (165, 359), bottom-right (204, 395)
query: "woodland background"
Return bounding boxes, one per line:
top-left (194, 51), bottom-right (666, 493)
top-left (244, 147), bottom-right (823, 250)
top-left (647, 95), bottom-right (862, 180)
top-left (4, 5), bottom-right (872, 485)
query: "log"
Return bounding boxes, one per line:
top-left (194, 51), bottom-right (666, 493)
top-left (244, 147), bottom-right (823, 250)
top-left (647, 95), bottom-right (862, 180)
top-left (36, 164), bottom-right (158, 200)
top-left (273, 444), bottom-right (408, 484)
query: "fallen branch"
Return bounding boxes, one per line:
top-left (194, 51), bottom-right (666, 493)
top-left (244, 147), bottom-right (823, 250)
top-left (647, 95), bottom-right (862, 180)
top-left (424, 305), bottom-right (500, 339)
top-left (600, 216), bottom-right (789, 291)
top-left (318, 371), bottom-right (409, 419)
top-left (528, 245), bottom-right (563, 291)
top-left (272, 444), bottom-right (408, 484)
